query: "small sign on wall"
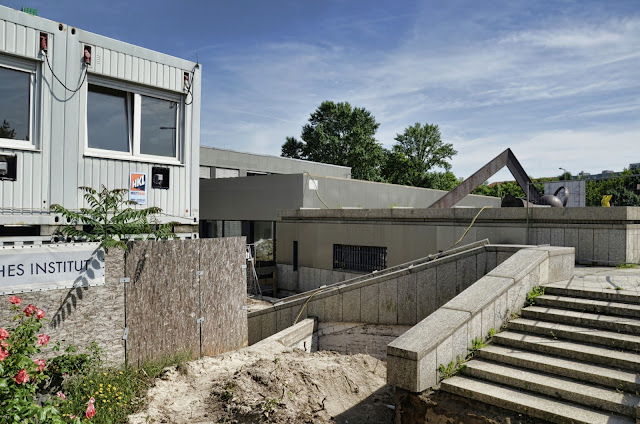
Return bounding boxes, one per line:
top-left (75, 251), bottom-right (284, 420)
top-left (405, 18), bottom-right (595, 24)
top-left (129, 172), bottom-right (147, 205)
top-left (0, 243), bottom-right (105, 295)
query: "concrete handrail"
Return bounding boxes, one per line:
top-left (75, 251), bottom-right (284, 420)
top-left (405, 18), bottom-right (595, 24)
top-left (386, 245), bottom-right (575, 393)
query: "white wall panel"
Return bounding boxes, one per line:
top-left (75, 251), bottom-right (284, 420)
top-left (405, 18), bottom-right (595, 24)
top-left (0, 9), bottom-right (199, 226)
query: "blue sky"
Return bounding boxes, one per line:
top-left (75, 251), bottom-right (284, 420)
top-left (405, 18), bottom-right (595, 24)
top-left (2, 0), bottom-right (639, 181)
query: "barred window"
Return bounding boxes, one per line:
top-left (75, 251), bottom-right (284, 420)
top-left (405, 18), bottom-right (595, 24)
top-left (333, 244), bottom-right (387, 273)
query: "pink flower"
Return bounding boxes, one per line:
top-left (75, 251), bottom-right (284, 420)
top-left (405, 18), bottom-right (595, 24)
top-left (0, 328), bottom-right (8, 340)
top-left (37, 334), bottom-right (50, 346)
top-left (36, 308), bottom-right (45, 320)
top-left (14, 369), bottom-right (29, 384)
top-left (56, 391), bottom-right (66, 400)
top-left (1, 340), bottom-right (9, 349)
top-left (69, 415), bottom-right (76, 419)
top-left (34, 358), bottom-right (46, 372)
top-left (85, 397), bottom-right (96, 418)
top-left (9, 296), bottom-right (21, 305)
top-left (0, 349), bottom-right (8, 361)
top-left (23, 304), bottom-right (36, 317)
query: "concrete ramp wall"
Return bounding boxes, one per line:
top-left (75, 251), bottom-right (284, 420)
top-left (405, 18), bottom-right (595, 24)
top-left (248, 242), bottom-right (528, 345)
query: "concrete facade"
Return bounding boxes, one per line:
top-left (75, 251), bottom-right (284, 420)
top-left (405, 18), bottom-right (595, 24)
top-left (276, 207), bottom-right (640, 285)
top-left (199, 146), bottom-right (351, 179)
top-left (200, 173), bottom-right (501, 222)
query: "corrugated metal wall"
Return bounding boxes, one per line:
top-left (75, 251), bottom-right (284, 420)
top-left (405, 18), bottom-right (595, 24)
top-left (0, 7), bottom-right (200, 225)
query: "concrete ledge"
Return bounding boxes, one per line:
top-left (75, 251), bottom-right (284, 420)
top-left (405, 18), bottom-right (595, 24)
top-left (254, 318), bottom-right (317, 352)
top-left (386, 246), bottom-right (575, 392)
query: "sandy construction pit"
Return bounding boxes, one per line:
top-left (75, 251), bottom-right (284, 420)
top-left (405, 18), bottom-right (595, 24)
top-left (129, 341), bottom-right (394, 424)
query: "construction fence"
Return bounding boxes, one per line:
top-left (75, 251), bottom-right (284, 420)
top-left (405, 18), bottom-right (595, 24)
top-left (0, 238), bottom-right (248, 367)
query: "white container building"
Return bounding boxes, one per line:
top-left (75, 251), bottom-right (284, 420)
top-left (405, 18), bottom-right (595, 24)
top-left (0, 6), bottom-right (201, 243)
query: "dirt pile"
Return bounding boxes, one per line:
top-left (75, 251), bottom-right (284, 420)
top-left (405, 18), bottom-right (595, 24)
top-left (129, 342), bottom-right (394, 424)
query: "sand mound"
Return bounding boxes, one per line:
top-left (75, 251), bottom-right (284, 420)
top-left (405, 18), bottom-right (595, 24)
top-left (129, 342), bottom-right (394, 424)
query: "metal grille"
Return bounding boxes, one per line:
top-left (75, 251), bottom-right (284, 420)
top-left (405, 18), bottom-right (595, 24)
top-left (333, 244), bottom-right (387, 273)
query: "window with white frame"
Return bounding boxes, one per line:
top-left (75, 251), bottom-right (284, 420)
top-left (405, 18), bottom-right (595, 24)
top-left (85, 77), bottom-right (182, 161)
top-left (0, 56), bottom-right (40, 149)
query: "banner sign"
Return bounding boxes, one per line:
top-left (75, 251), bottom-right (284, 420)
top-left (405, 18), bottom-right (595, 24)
top-left (129, 172), bottom-right (147, 205)
top-left (0, 243), bottom-right (105, 295)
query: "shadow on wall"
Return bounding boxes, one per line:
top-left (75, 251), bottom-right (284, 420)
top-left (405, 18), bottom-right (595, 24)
top-left (50, 286), bottom-right (89, 329)
top-left (50, 248), bottom-right (105, 329)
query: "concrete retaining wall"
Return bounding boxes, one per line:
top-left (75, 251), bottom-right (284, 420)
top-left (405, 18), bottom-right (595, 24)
top-left (386, 245), bottom-right (575, 393)
top-left (317, 322), bottom-right (410, 361)
top-left (248, 242), bottom-right (526, 346)
top-left (277, 207), bottom-right (640, 269)
top-left (254, 318), bottom-right (317, 353)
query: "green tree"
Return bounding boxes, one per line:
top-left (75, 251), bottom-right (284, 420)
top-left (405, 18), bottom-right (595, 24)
top-left (281, 101), bottom-right (385, 181)
top-left (424, 171), bottom-right (463, 191)
top-left (382, 123), bottom-right (457, 187)
top-left (586, 170), bottom-right (640, 206)
top-left (50, 186), bottom-right (176, 251)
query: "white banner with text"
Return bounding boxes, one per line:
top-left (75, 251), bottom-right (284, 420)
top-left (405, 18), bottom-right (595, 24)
top-left (0, 243), bottom-right (105, 294)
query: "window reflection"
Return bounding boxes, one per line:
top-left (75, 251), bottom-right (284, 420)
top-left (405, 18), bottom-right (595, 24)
top-left (140, 95), bottom-right (177, 157)
top-left (87, 85), bottom-right (130, 152)
top-left (0, 67), bottom-right (30, 141)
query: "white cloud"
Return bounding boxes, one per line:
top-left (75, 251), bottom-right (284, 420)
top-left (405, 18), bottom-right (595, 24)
top-left (199, 10), bottom-right (640, 178)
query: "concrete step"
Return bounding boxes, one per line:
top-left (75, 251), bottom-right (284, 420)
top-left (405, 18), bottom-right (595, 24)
top-left (493, 331), bottom-right (640, 371)
top-left (461, 359), bottom-right (640, 417)
top-left (508, 317), bottom-right (640, 350)
top-left (479, 344), bottom-right (640, 392)
top-left (535, 294), bottom-right (640, 318)
top-left (521, 306), bottom-right (640, 334)
top-left (441, 376), bottom-right (634, 424)
top-left (544, 283), bottom-right (640, 305)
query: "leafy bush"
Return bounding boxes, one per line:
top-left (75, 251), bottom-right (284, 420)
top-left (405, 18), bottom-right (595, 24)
top-left (0, 296), bottom-right (95, 423)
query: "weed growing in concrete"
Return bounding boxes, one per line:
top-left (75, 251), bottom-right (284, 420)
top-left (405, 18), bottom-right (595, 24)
top-left (615, 286), bottom-right (624, 291)
top-left (438, 356), bottom-right (466, 380)
top-left (616, 263), bottom-right (638, 269)
top-left (488, 328), bottom-right (497, 339)
top-left (525, 286), bottom-right (545, 306)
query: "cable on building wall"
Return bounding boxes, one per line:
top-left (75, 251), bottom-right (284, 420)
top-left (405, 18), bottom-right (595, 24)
top-left (43, 50), bottom-right (87, 93)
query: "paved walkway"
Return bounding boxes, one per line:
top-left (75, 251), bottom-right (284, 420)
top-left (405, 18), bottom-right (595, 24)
top-left (544, 265), bottom-right (640, 296)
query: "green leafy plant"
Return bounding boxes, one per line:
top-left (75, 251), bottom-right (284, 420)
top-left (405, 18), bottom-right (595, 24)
top-left (488, 327), bottom-right (497, 339)
top-left (438, 356), bottom-right (466, 380)
top-left (0, 296), bottom-right (86, 423)
top-left (50, 185), bottom-right (176, 251)
top-left (59, 351), bottom-right (191, 424)
top-left (525, 286), bottom-right (545, 306)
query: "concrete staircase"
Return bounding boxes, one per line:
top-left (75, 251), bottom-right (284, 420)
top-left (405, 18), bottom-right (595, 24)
top-left (441, 280), bottom-right (640, 424)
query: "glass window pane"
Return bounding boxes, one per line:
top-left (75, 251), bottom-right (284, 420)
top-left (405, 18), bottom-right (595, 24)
top-left (87, 85), bottom-right (130, 152)
top-left (140, 95), bottom-right (177, 157)
top-left (0, 66), bottom-right (30, 141)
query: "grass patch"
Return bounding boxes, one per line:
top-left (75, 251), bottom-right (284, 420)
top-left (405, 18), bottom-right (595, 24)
top-left (60, 351), bottom-right (192, 423)
top-left (525, 286), bottom-right (545, 306)
top-left (616, 263), bottom-right (638, 269)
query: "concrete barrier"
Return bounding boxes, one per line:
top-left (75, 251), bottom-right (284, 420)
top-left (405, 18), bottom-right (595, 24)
top-left (386, 246), bottom-right (574, 392)
top-left (248, 242), bottom-right (529, 346)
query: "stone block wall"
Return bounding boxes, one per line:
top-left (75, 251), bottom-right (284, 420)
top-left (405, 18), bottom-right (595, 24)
top-left (248, 243), bottom-right (525, 346)
top-left (0, 250), bottom-right (125, 366)
top-left (386, 246), bottom-right (574, 393)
